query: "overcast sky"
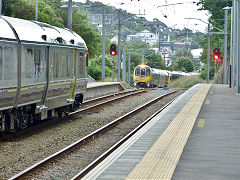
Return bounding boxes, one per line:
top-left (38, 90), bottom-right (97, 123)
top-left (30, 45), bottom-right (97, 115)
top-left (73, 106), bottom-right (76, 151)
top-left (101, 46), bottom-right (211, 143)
top-left (75, 0), bottom-right (209, 33)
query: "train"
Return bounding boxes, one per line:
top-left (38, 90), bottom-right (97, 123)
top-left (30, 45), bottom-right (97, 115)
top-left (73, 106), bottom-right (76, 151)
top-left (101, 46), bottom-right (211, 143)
top-left (133, 64), bottom-right (190, 88)
top-left (0, 16), bottom-right (88, 133)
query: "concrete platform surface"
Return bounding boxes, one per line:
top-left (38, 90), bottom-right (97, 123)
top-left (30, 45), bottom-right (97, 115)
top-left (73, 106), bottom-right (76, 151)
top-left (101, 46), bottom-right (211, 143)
top-left (172, 84), bottom-right (240, 180)
top-left (82, 84), bottom-right (240, 180)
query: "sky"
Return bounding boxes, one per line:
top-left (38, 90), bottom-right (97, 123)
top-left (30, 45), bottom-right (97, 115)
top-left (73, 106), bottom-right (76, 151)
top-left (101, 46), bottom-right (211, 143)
top-left (75, 0), bottom-right (209, 33)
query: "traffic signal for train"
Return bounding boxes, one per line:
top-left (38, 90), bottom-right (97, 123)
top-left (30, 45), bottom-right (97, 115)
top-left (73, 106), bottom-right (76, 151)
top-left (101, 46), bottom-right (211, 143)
top-left (212, 48), bottom-right (221, 62)
top-left (110, 44), bottom-right (117, 56)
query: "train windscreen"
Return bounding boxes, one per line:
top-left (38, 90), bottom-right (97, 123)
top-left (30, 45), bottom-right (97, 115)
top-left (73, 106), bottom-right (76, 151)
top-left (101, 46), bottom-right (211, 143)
top-left (135, 66), bottom-right (150, 77)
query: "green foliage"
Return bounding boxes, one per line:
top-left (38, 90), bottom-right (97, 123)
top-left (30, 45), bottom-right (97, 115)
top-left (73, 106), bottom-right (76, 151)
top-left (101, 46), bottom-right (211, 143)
top-left (170, 57), bottom-right (194, 72)
top-left (2, 0), bottom-right (18, 16)
top-left (200, 66), bottom-right (215, 80)
top-left (169, 75), bottom-right (205, 89)
top-left (169, 48), bottom-right (193, 63)
top-left (145, 51), bottom-right (163, 69)
top-left (12, 1), bottom-right (35, 20)
top-left (88, 55), bottom-right (113, 80)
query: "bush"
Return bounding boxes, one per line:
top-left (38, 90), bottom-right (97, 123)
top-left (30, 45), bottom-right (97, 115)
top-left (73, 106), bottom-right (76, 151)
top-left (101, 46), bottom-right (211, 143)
top-left (169, 75), bottom-right (205, 89)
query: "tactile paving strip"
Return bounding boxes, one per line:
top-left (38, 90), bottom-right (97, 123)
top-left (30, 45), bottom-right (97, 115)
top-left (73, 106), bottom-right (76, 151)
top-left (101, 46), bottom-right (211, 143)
top-left (126, 84), bottom-right (211, 180)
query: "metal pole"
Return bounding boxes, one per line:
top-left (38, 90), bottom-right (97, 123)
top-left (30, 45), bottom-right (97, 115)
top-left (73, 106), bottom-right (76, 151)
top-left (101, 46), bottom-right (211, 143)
top-left (158, 30), bottom-right (161, 52)
top-left (223, 8), bottom-right (228, 84)
top-left (215, 61), bottom-right (217, 84)
top-left (68, 0), bottom-right (73, 30)
top-left (102, 9), bottom-right (106, 82)
top-left (207, 23), bottom-right (210, 84)
top-left (128, 52), bottom-right (131, 85)
top-left (122, 34), bottom-right (127, 82)
top-left (236, 0), bottom-right (239, 88)
top-left (237, 0), bottom-right (240, 94)
top-left (117, 10), bottom-right (121, 82)
top-left (112, 56), bottom-right (115, 82)
top-left (0, 0), bottom-right (2, 16)
top-left (35, 0), bottom-right (38, 21)
top-left (142, 50), bottom-right (144, 64)
top-left (233, 0), bottom-right (237, 86)
top-left (230, 7), bottom-right (233, 87)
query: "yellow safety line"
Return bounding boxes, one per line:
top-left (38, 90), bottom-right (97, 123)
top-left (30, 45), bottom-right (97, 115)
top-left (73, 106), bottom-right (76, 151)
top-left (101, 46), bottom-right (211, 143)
top-left (205, 99), bottom-right (210, 104)
top-left (197, 119), bottom-right (205, 128)
top-left (126, 84), bottom-right (211, 180)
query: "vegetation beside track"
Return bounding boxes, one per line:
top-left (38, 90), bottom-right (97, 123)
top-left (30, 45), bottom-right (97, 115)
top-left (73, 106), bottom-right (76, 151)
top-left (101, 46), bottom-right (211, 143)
top-left (169, 75), bottom-right (205, 89)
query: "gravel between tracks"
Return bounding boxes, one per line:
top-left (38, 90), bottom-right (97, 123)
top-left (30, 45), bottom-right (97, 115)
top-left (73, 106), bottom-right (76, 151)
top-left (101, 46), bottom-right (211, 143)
top-left (0, 88), bottom-right (183, 179)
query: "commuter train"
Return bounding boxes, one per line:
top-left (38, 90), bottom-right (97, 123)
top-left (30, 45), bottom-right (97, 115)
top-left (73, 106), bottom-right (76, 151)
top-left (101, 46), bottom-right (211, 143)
top-left (133, 64), bottom-right (189, 88)
top-left (0, 16), bottom-right (88, 133)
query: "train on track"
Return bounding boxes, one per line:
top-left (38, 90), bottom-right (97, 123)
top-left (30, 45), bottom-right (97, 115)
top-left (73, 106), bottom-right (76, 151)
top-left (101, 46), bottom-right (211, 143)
top-left (133, 64), bottom-right (190, 88)
top-left (0, 16), bottom-right (88, 133)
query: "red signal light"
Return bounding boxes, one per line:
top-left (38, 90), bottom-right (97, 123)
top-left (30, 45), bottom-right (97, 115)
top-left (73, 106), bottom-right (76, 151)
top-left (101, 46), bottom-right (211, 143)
top-left (110, 44), bottom-right (117, 56)
top-left (213, 54), bottom-right (220, 61)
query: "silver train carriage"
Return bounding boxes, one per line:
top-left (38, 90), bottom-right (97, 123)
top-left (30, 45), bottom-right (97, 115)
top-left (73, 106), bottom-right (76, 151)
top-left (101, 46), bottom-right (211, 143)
top-left (0, 16), bottom-right (88, 133)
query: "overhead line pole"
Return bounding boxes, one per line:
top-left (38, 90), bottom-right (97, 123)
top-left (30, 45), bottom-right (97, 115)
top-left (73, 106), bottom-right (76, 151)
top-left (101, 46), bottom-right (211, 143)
top-left (35, 0), bottom-right (38, 21)
top-left (223, 7), bottom-right (229, 84)
top-left (102, 8), bottom-right (106, 82)
top-left (207, 23), bottom-right (210, 84)
top-left (117, 10), bottom-right (121, 82)
top-left (0, 0), bottom-right (2, 15)
top-left (68, 0), bottom-right (73, 30)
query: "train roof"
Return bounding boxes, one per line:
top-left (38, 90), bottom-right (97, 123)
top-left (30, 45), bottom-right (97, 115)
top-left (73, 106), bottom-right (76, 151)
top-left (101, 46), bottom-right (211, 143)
top-left (0, 16), bottom-right (87, 49)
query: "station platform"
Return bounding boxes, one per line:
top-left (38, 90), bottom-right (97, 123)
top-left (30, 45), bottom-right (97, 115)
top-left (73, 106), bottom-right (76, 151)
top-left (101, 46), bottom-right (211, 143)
top-left (84, 82), bottom-right (127, 99)
top-left (82, 84), bottom-right (240, 180)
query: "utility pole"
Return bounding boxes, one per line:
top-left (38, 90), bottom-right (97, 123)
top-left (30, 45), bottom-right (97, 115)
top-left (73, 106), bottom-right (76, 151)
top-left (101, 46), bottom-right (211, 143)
top-left (35, 0), bottom-right (38, 21)
top-left (223, 7), bottom-right (229, 84)
top-left (0, 0), bottom-right (2, 15)
top-left (102, 8), bottom-right (106, 82)
top-left (230, 6), bottom-right (233, 87)
top-left (117, 10), bottom-right (121, 82)
top-left (207, 23), bottom-right (210, 84)
top-left (142, 50), bottom-right (144, 64)
top-left (128, 52), bottom-right (131, 85)
top-left (158, 30), bottom-right (161, 52)
top-left (237, 0), bottom-right (240, 94)
top-left (122, 34), bottom-right (127, 82)
top-left (68, 0), bottom-right (73, 30)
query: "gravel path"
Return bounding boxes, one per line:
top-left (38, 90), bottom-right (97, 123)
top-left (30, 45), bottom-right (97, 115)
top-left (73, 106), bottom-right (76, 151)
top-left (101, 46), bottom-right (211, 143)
top-left (0, 88), bottom-right (183, 179)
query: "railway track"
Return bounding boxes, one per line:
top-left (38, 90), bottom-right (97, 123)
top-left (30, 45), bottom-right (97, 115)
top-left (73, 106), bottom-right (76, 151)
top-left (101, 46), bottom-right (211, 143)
top-left (0, 89), bottom-right (146, 137)
top-left (9, 90), bottom-right (178, 180)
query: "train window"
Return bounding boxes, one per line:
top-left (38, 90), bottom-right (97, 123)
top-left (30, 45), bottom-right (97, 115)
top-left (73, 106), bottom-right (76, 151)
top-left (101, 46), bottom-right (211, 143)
top-left (79, 54), bottom-right (86, 78)
top-left (53, 52), bottom-right (70, 79)
top-left (25, 48), bottom-right (35, 78)
top-left (3, 47), bottom-right (13, 80)
top-left (0, 47), bottom-right (2, 80)
top-left (140, 69), bottom-right (146, 76)
top-left (34, 49), bottom-right (41, 77)
top-left (146, 67), bottom-right (150, 77)
top-left (135, 67), bottom-right (140, 76)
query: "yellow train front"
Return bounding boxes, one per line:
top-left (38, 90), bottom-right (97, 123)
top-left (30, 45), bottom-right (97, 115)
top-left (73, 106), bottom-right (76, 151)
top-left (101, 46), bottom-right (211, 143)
top-left (133, 64), bottom-right (169, 88)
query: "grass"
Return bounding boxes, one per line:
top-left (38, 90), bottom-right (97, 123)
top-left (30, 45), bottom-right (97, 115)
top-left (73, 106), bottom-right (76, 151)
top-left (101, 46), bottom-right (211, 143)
top-left (169, 75), bottom-right (206, 89)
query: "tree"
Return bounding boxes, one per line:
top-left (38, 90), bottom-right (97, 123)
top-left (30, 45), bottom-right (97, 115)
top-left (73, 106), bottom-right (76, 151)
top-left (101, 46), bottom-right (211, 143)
top-left (2, 0), bottom-right (19, 16)
top-left (171, 57), bottom-right (194, 72)
top-left (169, 48), bottom-right (193, 63)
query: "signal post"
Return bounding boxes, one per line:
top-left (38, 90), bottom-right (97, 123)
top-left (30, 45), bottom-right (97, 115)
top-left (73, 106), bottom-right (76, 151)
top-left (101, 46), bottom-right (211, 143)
top-left (110, 44), bottom-right (117, 81)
